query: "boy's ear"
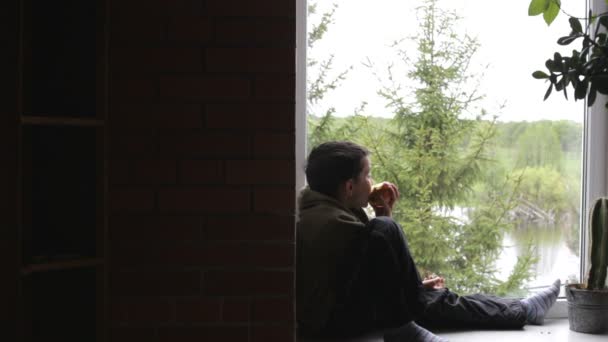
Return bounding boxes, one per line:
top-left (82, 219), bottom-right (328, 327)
top-left (345, 178), bottom-right (354, 196)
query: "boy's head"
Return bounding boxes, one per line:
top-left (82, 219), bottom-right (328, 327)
top-left (305, 141), bottom-right (372, 206)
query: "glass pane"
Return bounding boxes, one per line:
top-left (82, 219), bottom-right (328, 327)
top-left (306, 0), bottom-right (584, 296)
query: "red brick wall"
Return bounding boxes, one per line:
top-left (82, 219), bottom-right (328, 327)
top-left (107, 0), bottom-right (296, 340)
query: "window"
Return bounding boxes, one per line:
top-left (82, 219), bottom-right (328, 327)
top-left (296, 0), bottom-right (605, 301)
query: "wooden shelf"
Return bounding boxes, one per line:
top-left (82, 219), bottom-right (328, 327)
top-left (21, 258), bottom-right (104, 276)
top-left (20, 116), bottom-right (104, 127)
top-left (15, 0), bottom-right (108, 340)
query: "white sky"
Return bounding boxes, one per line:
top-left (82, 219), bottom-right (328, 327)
top-left (308, 0), bottom-right (586, 122)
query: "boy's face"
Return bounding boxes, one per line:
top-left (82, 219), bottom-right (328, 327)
top-left (345, 156), bottom-right (373, 208)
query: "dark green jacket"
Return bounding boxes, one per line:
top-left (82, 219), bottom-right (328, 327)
top-left (296, 187), bottom-right (370, 335)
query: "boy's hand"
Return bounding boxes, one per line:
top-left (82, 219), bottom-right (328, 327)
top-left (369, 181), bottom-right (400, 217)
top-left (422, 276), bottom-right (445, 290)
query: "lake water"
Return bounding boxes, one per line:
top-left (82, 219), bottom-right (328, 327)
top-left (447, 206), bottom-right (580, 295)
top-left (495, 223), bottom-right (580, 295)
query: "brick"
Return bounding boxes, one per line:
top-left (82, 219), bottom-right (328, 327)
top-left (132, 159), bottom-right (177, 184)
top-left (207, 0), bottom-right (295, 17)
top-left (222, 298), bottom-right (250, 322)
top-left (226, 160), bottom-right (293, 185)
top-left (110, 76), bottom-right (157, 100)
top-left (110, 15), bottom-right (164, 45)
top-left (112, 242), bottom-right (292, 268)
top-left (163, 0), bottom-right (203, 14)
top-left (109, 300), bottom-right (129, 324)
top-left (112, 0), bottom-right (201, 16)
top-left (110, 327), bottom-right (157, 342)
top-left (201, 242), bottom-right (294, 267)
top-left (111, 103), bottom-right (202, 130)
top-left (254, 75), bottom-right (295, 100)
top-left (110, 134), bottom-right (157, 158)
top-left (179, 160), bottom-right (224, 184)
top-left (158, 187), bottom-right (250, 213)
top-left (253, 132), bottom-right (294, 158)
top-left (160, 76), bottom-right (250, 101)
top-left (110, 271), bottom-right (201, 296)
top-left (176, 298), bottom-right (221, 323)
top-left (252, 297), bottom-right (293, 322)
top-left (109, 104), bottom-right (158, 130)
top-left (206, 48), bottom-right (294, 73)
top-left (206, 215), bottom-right (294, 242)
top-left (110, 188), bottom-right (155, 213)
top-left (168, 16), bottom-right (212, 42)
top-left (160, 132), bottom-right (249, 158)
top-left (110, 0), bottom-right (163, 16)
top-left (251, 325), bottom-right (293, 342)
top-left (158, 327), bottom-right (248, 342)
top-left (110, 215), bottom-right (202, 242)
top-left (216, 18), bottom-right (295, 46)
top-left (115, 299), bottom-right (174, 323)
top-left (112, 47), bottom-right (202, 72)
top-left (206, 103), bottom-right (294, 130)
top-left (157, 104), bottom-right (203, 130)
top-left (253, 187), bottom-right (295, 214)
top-left (110, 245), bottom-right (160, 267)
top-left (109, 159), bottom-right (130, 184)
top-left (204, 271), bottom-right (293, 296)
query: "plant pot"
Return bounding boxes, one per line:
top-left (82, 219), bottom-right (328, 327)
top-left (565, 283), bottom-right (608, 334)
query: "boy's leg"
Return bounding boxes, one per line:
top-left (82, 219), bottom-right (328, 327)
top-left (417, 280), bottom-right (560, 329)
top-left (418, 288), bottom-right (528, 329)
top-left (366, 216), bottom-right (425, 329)
top-left (366, 217), bottom-right (448, 341)
top-left (321, 216), bottom-right (425, 337)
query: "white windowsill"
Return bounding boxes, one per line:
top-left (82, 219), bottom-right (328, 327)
top-left (299, 318), bottom-right (607, 342)
top-left (298, 300), bottom-right (608, 342)
top-left (436, 318), bottom-right (607, 342)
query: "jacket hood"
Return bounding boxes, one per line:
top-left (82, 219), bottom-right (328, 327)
top-left (298, 187), bottom-right (348, 212)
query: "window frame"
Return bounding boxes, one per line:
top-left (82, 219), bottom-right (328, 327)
top-left (582, 0), bottom-right (608, 295)
top-left (295, 0), bottom-right (604, 320)
top-left (295, 0), bottom-right (307, 195)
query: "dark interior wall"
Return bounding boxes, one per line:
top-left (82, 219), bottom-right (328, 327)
top-left (107, 0), bottom-right (296, 341)
top-left (1, 1), bottom-right (19, 339)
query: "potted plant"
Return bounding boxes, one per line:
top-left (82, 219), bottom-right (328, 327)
top-left (529, 0), bottom-right (608, 334)
top-left (563, 197), bottom-right (608, 334)
top-left (529, 0), bottom-right (608, 107)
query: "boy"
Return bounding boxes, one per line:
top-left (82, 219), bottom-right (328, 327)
top-left (297, 141), bottom-right (560, 342)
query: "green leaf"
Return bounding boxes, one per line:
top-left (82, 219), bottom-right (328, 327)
top-left (543, 0), bottom-right (560, 25)
top-left (575, 79), bottom-right (588, 100)
top-left (593, 75), bottom-right (608, 95)
top-left (600, 15), bottom-right (608, 30)
top-left (553, 52), bottom-right (563, 69)
top-left (555, 77), bottom-right (564, 91)
top-left (588, 84), bottom-right (597, 106)
top-left (532, 71), bottom-right (550, 79)
top-left (569, 17), bottom-right (583, 33)
top-left (557, 35), bottom-right (579, 45)
top-left (544, 83), bottom-right (553, 100)
top-left (528, 0), bottom-right (549, 16)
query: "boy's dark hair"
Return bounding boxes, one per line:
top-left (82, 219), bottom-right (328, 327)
top-left (305, 141), bottom-right (369, 197)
